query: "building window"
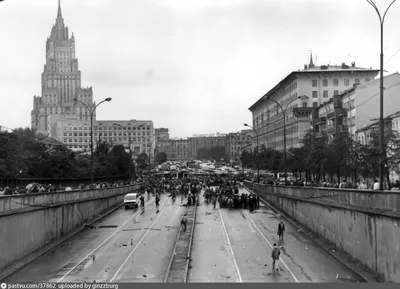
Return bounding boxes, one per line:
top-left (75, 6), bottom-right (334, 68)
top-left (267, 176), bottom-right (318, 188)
top-left (334, 90), bottom-right (339, 95)
top-left (333, 79), bottom-right (339, 86)
top-left (323, 79), bottom-right (328, 86)
top-left (355, 79), bottom-right (360, 84)
top-left (323, 91), bottom-right (328, 98)
top-left (312, 91), bottom-right (318, 98)
top-left (302, 102), bottom-right (307, 107)
top-left (365, 78), bottom-right (370, 82)
top-left (312, 80), bottom-right (317, 87)
top-left (344, 79), bottom-right (349, 86)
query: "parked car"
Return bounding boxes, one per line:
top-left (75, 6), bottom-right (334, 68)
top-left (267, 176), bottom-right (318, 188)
top-left (124, 193), bottom-right (139, 209)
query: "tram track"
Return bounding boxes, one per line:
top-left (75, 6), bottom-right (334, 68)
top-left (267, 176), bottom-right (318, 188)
top-left (164, 193), bottom-right (198, 283)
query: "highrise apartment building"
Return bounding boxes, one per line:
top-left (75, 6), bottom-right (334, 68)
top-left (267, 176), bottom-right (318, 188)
top-left (248, 55), bottom-right (379, 151)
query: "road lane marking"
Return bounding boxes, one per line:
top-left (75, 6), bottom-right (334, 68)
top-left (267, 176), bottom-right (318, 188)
top-left (57, 196), bottom-right (157, 282)
top-left (243, 210), bottom-right (299, 283)
top-left (218, 209), bottom-right (243, 283)
top-left (109, 198), bottom-right (171, 283)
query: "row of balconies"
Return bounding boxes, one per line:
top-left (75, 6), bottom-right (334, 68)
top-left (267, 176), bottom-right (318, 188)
top-left (315, 124), bottom-right (349, 137)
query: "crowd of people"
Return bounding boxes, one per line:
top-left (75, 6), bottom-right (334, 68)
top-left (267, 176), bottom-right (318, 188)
top-left (0, 181), bottom-right (129, 196)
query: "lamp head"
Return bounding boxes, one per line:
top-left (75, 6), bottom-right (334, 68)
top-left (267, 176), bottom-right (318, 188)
top-left (244, 123), bottom-right (248, 127)
top-left (105, 97), bottom-right (112, 101)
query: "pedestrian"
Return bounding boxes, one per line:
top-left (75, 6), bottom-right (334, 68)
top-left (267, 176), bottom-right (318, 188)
top-left (181, 215), bottom-right (187, 231)
top-left (373, 179), bottom-right (380, 191)
top-left (140, 195), bottom-right (145, 208)
top-left (277, 220), bottom-right (285, 242)
top-left (212, 196), bottom-right (217, 209)
top-left (271, 243), bottom-right (281, 273)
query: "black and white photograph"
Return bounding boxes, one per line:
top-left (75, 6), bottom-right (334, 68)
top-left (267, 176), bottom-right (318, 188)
top-left (0, 0), bottom-right (399, 284)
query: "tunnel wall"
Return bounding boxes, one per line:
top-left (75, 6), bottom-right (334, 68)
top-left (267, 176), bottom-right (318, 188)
top-left (244, 182), bottom-right (400, 283)
top-left (0, 184), bottom-right (142, 273)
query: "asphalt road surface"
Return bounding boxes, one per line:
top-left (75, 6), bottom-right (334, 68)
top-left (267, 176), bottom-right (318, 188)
top-left (4, 189), bottom-right (365, 283)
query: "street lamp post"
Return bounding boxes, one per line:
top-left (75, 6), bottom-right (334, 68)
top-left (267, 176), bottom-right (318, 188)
top-left (73, 97), bottom-right (112, 186)
top-left (366, 0), bottom-right (397, 191)
top-left (265, 96), bottom-right (301, 184)
top-left (244, 123), bottom-right (260, 184)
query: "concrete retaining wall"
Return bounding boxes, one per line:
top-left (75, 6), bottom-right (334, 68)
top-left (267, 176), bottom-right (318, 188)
top-left (0, 185), bottom-right (141, 273)
top-left (245, 182), bottom-right (400, 283)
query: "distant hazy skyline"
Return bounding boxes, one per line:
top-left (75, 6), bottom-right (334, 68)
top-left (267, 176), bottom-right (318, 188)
top-left (1, 0), bottom-right (400, 138)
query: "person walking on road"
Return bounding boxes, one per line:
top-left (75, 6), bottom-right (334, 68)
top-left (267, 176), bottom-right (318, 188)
top-left (212, 195), bottom-right (217, 209)
top-left (181, 214), bottom-right (187, 231)
top-left (271, 243), bottom-right (281, 273)
top-left (277, 221), bottom-right (285, 242)
top-left (140, 194), bottom-right (145, 208)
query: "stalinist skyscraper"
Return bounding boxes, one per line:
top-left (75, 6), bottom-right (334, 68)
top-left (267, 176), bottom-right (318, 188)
top-left (31, 0), bottom-right (95, 136)
top-left (30, 1), bottom-right (155, 156)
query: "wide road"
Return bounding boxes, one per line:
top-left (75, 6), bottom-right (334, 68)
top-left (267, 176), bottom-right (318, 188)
top-left (4, 189), bottom-right (365, 283)
top-left (3, 193), bottom-right (187, 283)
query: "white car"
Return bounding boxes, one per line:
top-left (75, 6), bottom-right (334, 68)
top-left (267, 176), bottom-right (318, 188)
top-left (124, 193), bottom-right (139, 209)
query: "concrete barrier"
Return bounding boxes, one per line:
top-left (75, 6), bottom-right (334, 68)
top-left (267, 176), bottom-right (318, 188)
top-left (0, 184), bottom-right (142, 273)
top-left (244, 181), bottom-right (400, 283)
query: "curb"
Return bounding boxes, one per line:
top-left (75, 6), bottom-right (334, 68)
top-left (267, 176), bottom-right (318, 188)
top-left (243, 185), bottom-right (378, 283)
top-left (0, 194), bottom-right (154, 282)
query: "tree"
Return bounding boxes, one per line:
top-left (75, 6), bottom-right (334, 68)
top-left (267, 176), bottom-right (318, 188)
top-left (108, 145), bottom-right (132, 176)
top-left (357, 128), bottom-right (400, 189)
top-left (155, 152), bottom-right (167, 164)
top-left (136, 153), bottom-right (148, 170)
top-left (209, 146), bottom-right (226, 160)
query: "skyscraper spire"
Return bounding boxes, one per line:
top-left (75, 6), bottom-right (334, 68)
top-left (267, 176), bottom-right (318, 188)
top-left (57, 0), bottom-right (63, 22)
top-left (309, 52), bottom-right (315, 68)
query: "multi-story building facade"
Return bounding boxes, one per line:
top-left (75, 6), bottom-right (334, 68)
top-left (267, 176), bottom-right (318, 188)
top-left (52, 119), bottom-right (154, 157)
top-left (249, 55), bottom-right (379, 151)
top-left (30, 2), bottom-right (154, 156)
top-left (312, 73), bottom-right (400, 143)
top-left (155, 128), bottom-right (169, 141)
top-left (187, 134), bottom-right (227, 159)
top-left (156, 138), bottom-right (188, 161)
top-left (226, 130), bottom-right (253, 160)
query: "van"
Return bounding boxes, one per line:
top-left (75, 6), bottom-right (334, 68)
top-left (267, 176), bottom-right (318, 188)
top-left (124, 193), bottom-right (139, 209)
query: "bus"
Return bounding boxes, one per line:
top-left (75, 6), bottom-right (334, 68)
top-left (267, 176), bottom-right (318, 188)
top-left (277, 172), bottom-right (295, 182)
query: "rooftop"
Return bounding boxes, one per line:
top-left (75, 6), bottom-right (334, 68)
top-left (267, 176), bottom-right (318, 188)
top-left (356, 110), bottom-right (400, 133)
top-left (249, 54), bottom-right (379, 111)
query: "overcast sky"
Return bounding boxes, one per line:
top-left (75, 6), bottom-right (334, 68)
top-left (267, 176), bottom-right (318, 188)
top-left (1, 0), bottom-right (400, 138)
